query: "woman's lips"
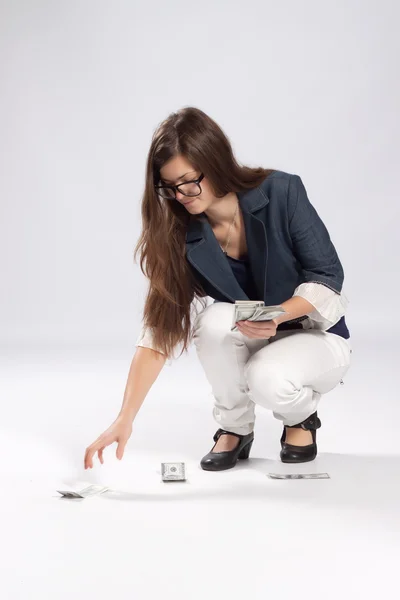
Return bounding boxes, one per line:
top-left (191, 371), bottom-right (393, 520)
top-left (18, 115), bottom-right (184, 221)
top-left (183, 199), bottom-right (196, 205)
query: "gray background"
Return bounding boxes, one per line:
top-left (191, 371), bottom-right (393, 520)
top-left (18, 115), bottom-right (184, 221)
top-left (1, 2), bottom-right (399, 599)
top-left (1, 0), bottom-right (398, 345)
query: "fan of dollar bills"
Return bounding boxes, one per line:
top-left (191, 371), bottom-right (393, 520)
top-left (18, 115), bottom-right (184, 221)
top-left (231, 300), bottom-right (287, 332)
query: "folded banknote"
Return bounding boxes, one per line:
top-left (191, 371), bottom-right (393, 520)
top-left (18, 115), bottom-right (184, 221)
top-left (267, 473), bottom-right (330, 479)
top-left (57, 484), bottom-right (110, 498)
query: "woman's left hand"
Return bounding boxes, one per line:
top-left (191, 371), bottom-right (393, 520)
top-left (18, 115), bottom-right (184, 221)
top-left (236, 317), bottom-right (279, 339)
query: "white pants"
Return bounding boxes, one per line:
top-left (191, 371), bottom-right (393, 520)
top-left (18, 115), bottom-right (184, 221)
top-left (193, 302), bottom-right (352, 436)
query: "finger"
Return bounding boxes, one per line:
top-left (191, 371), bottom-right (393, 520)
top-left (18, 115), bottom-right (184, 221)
top-left (85, 439), bottom-right (106, 469)
top-left (237, 323), bottom-right (251, 335)
top-left (237, 321), bottom-right (258, 332)
top-left (242, 320), bottom-right (275, 331)
top-left (239, 325), bottom-right (273, 337)
top-left (116, 438), bottom-right (127, 460)
top-left (98, 447), bottom-right (105, 464)
top-left (238, 324), bottom-right (269, 339)
top-left (84, 447), bottom-right (95, 469)
top-left (237, 326), bottom-right (256, 338)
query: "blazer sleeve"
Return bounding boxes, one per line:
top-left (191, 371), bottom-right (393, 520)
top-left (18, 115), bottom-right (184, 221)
top-left (287, 174), bottom-right (344, 294)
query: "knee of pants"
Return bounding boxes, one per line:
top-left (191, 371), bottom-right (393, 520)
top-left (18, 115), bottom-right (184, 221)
top-left (244, 357), bottom-right (299, 412)
top-left (193, 302), bottom-right (232, 345)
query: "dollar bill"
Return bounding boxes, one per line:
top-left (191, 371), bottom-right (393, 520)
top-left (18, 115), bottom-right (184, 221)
top-left (231, 300), bottom-right (287, 332)
top-left (161, 462), bottom-right (186, 481)
top-left (57, 484), bottom-right (110, 498)
top-left (267, 473), bottom-right (330, 479)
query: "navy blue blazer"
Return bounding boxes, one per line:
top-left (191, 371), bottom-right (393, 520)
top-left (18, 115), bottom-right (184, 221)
top-left (185, 170), bottom-right (344, 325)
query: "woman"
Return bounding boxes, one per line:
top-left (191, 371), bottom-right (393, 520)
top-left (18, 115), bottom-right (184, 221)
top-left (84, 106), bottom-right (352, 472)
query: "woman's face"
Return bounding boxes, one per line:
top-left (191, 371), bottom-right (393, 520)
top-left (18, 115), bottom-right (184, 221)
top-left (158, 154), bottom-right (214, 214)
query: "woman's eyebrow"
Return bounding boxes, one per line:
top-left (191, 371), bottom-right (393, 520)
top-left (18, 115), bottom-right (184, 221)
top-left (161, 171), bottom-right (196, 183)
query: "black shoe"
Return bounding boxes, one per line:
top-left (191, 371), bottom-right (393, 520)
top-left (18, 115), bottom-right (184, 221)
top-left (200, 428), bottom-right (254, 471)
top-left (280, 411), bottom-right (321, 463)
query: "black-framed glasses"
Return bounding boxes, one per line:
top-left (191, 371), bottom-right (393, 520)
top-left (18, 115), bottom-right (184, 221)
top-left (155, 173), bottom-right (205, 200)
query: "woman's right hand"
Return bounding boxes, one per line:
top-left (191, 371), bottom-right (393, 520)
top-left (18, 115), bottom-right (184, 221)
top-left (84, 417), bottom-right (133, 469)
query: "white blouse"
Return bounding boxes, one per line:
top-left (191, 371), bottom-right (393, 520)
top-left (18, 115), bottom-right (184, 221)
top-left (135, 282), bottom-right (350, 367)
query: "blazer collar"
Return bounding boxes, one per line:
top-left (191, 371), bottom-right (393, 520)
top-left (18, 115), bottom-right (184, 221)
top-left (185, 184), bottom-right (270, 302)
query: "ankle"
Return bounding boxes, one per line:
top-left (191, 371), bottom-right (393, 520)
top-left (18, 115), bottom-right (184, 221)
top-left (212, 434), bottom-right (240, 453)
top-left (284, 427), bottom-right (313, 446)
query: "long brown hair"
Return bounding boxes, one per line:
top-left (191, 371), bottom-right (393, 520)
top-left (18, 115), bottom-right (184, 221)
top-left (133, 106), bottom-right (275, 361)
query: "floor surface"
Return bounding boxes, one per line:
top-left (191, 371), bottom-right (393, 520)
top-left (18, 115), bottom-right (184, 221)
top-left (1, 331), bottom-right (399, 599)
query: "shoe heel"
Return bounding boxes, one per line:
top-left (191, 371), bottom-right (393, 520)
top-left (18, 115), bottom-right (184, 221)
top-left (238, 440), bottom-right (253, 460)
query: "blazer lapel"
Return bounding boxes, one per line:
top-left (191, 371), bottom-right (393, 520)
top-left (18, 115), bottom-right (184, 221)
top-left (185, 185), bottom-right (270, 302)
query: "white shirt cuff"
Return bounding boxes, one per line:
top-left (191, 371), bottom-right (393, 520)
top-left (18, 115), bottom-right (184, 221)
top-left (292, 282), bottom-right (350, 330)
top-left (135, 327), bottom-right (173, 367)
